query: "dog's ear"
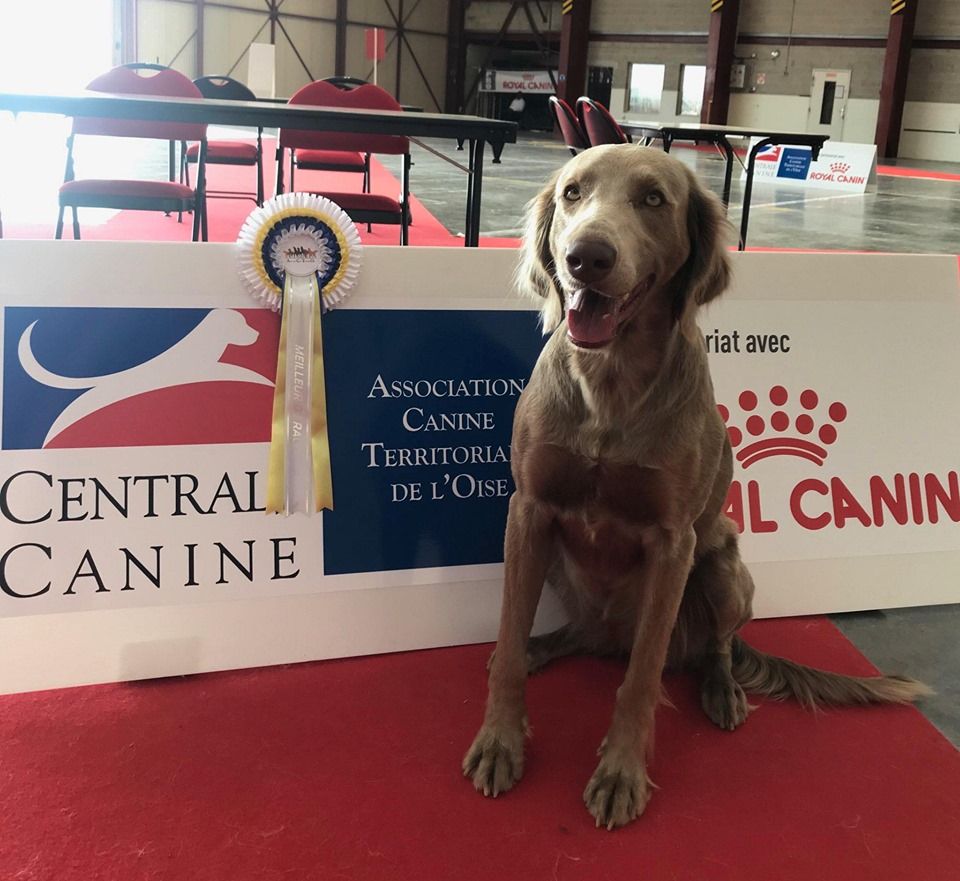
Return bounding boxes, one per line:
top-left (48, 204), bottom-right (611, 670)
top-left (673, 173), bottom-right (732, 320)
top-left (515, 171), bottom-right (564, 332)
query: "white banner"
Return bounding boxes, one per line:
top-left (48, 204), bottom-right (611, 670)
top-left (480, 70), bottom-right (557, 93)
top-left (707, 300), bottom-right (960, 562)
top-left (743, 139), bottom-right (878, 192)
top-left (0, 243), bottom-right (958, 693)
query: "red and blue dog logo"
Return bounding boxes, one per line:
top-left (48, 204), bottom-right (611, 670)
top-left (2, 307), bottom-right (277, 450)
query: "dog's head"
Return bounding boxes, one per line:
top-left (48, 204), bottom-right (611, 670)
top-left (205, 309), bottom-right (260, 347)
top-left (517, 144), bottom-right (731, 349)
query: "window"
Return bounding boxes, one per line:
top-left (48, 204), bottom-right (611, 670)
top-left (0, 0), bottom-right (114, 91)
top-left (678, 64), bottom-right (706, 116)
top-left (626, 63), bottom-right (665, 115)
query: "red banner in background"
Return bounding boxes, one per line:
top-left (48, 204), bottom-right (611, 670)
top-left (365, 28), bottom-right (386, 62)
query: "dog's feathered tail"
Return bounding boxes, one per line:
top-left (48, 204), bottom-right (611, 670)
top-left (731, 636), bottom-right (932, 709)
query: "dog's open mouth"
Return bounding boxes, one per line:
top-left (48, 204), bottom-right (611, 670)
top-left (566, 275), bottom-right (656, 349)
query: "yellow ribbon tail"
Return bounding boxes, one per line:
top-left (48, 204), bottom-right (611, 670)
top-left (311, 288), bottom-right (334, 511)
top-left (265, 277), bottom-right (291, 515)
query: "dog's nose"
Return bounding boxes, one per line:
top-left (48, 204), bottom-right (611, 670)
top-left (565, 240), bottom-right (617, 284)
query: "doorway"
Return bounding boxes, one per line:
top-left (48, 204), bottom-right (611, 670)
top-left (807, 69), bottom-right (851, 140)
top-left (587, 66), bottom-right (613, 110)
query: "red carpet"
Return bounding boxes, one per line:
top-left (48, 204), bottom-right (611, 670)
top-left (1, 617), bottom-right (957, 881)
top-left (2, 140), bottom-right (520, 248)
top-left (878, 164), bottom-right (960, 183)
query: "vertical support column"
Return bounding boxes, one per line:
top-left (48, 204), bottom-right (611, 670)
top-left (395, 0), bottom-right (405, 102)
top-left (557, 0), bottom-right (592, 107)
top-left (701, 0), bottom-right (740, 125)
top-left (335, 0), bottom-right (348, 76)
top-left (444, 0), bottom-right (467, 112)
top-left (119, 0), bottom-right (137, 64)
top-left (876, 0), bottom-right (919, 159)
top-left (195, 0), bottom-right (205, 78)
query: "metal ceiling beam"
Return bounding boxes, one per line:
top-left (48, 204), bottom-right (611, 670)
top-left (520, 0), bottom-right (557, 87)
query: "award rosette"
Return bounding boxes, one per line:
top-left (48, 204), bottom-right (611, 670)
top-left (237, 193), bottom-right (362, 515)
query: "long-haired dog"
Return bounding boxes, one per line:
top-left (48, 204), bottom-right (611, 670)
top-left (463, 144), bottom-right (929, 829)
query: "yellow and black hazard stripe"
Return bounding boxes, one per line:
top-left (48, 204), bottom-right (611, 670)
top-left (710, 0), bottom-right (724, 12)
top-left (562, 0), bottom-right (574, 15)
top-left (891, 0), bottom-right (906, 14)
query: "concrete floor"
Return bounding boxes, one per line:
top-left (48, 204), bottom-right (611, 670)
top-left (403, 132), bottom-right (960, 747)
top-left (404, 132), bottom-right (960, 255)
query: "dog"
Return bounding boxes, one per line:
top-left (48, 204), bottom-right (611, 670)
top-left (19, 309), bottom-right (271, 445)
top-left (462, 144), bottom-right (929, 830)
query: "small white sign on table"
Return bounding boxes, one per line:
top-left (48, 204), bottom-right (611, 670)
top-left (246, 42), bottom-right (276, 99)
top-left (742, 139), bottom-right (878, 193)
top-left (0, 243), bottom-right (958, 694)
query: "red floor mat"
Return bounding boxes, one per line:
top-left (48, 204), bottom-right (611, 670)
top-left (1, 142), bottom-right (520, 248)
top-left (878, 165), bottom-right (960, 183)
top-left (1, 616), bottom-right (957, 881)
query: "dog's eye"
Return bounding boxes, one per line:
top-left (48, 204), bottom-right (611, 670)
top-left (563, 184), bottom-right (581, 202)
top-left (643, 191), bottom-right (664, 207)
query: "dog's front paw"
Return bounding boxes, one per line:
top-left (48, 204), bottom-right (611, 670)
top-left (583, 756), bottom-right (652, 830)
top-left (462, 724), bottom-right (525, 797)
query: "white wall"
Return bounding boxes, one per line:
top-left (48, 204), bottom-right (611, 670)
top-left (899, 102), bottom-right (960, 162)
top-left (725, 93), bottom-right (960, 161)
top-left (727, 94), bottom-right (879, 146)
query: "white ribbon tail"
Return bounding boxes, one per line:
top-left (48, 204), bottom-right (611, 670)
top-left (283, 273), bottom-right (317, 514)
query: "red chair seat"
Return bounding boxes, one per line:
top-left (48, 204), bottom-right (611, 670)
top-left (318, 191), bottom-right (401, 214)
top-left (187, 141), bottom-right (258, 162)
top-left (295, 149), bottom-right (366, 171)
top-left (59, 179), bottom-right (195, 201)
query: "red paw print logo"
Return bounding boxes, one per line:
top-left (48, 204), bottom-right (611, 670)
top-left (717, 386), bottom-right (847, 469)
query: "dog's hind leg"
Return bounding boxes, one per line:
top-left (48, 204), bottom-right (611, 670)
top-left (680, 518), bottom-right (755, 731)
top-left (526, 624), bottom-right (584, 673)
top-left (486, 624), bottom-right (581, 673)
top-left (700, 637), bottom-right (750, 731)
top-left (486, 624), bottom-right (619, 674)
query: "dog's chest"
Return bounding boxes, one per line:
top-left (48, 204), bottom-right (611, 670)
top-left (524, 443), bottom-right (676, 526)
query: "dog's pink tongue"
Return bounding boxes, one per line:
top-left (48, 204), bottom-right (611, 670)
top-left (567, 289), bottom-right (618, 347)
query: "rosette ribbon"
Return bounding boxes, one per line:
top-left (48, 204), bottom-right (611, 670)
top-left (237, 194), bottom-right (362, 514)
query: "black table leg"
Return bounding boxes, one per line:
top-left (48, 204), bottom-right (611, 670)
top-left (662, 134), bottom-right (673, 154)
top-left (466, 139), bottom-right (485, 247)
top-left (463, 139), bottom-right (476, 245)
top-left (739, 138), bottom-right (772, 251)
top-left (719, 136), bottom-right (734, 210)
top-left (198, 141), bottom-right (209, 243)
top-left (166, 140), bottom-right (176, 217)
